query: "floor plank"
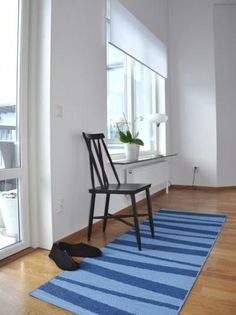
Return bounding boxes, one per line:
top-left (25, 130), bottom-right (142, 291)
top-left (0, 187), bottom-right (236, 315)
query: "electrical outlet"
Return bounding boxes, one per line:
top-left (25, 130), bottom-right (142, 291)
top-left (56, 198), bottom-right (64, 213)
top-left (55, 104), bottom-right (63, 118)
top-left (194, 166), bottom-right (199, 173)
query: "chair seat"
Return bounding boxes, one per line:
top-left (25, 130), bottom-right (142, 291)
top-left (89, 183), bottom-right (151, 194)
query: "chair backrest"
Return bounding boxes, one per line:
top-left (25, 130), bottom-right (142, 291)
top-left (82, 132), bottom-right (120, 189)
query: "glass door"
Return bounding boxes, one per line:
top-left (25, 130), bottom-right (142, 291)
top-left (0, 0), bottom-right (30, 259)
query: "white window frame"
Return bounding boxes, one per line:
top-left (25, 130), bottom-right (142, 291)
top-left (107, 44), bottom-right (166, 159)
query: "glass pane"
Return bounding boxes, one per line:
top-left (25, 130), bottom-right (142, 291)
top-left (107, 44), bottom-right (127, 152)
top-left (133, 60), bottom-right (154, 152)
top-left (0, 0), bottom-right (20, 169)
top-left (0, 178), bottom-right (20, 250)
top-left (157, 74), bottom-right (166, 154)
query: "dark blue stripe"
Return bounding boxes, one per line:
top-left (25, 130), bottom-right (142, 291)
top-left (81, 262), bottom-right (188, 300)
top-left (96, 255), bottom-right (197, 277)
top-left (157, 213), bottom-right (225, 224)
top-left (127, 231), bottom-right (211, 248)
top-left (57, 276), bottom-right (179, 311)
top-left (154, 218), bottom-right (222, 227)
top-left (112, 239), bottom-right (208, 257)
top-left (143, 222), bottom-right (218, 235)
top-left (150, 230), bottom-right (215, 240)
top-left (106, 245), bottom-right (202, 267)
top-left (40, 282), bottom-right (133, 315)
top-left (159, 209), bottom-right (227, 219)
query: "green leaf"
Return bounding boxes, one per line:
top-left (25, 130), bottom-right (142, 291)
top-left (133, 138), bottom-right (144, 146)
top-left (118, 130), bottom-right (129, 143)
top-left (126, 130), bottom-right (132, 143)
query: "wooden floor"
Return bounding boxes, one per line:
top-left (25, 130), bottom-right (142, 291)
top-left (0, 187), bottom-right (236, 315)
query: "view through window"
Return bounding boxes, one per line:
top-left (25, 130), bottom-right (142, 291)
top-left (0, 0), bottom-right (21, 251)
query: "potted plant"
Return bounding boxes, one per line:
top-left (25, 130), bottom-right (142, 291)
top-left (116, 114), bottom-right (144, 161)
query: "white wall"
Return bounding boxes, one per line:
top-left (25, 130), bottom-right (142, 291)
top-left (50, 0), bottom-right (107, 242)
top-left (47, 0), bottom-right (169, 244)
top-left (168, 0), bottom-right (236, 187)
top-left (168, 0), bottom-right (217, 187)
top-left (214, 4), bottom-right (236, 186)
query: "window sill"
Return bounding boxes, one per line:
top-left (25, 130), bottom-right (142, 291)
top-left (112, 153), bottom-right (177, 165)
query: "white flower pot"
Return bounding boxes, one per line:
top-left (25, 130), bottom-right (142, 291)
top-left (125, 143), bottom-right (140, 161)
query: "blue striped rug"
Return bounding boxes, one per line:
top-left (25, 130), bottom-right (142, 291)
top-left (31, 209), bottom-right (226, 314)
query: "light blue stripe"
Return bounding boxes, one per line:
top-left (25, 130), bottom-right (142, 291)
top-left (112, 239), bottom-right (208, 256)
top-left (139, 227), bottom-right (215, 240)
top-left (117, 233), bottom-right (211, 251)
top-left (104, 247), bottom-right (200, 270)
top-left (126, 231), bottom-right (212, 248)
top-left (158, 210), bottom-right (226, 222)
top-left (143, 231), bottom-right (214, 244)
top-left (156, 221), bottom-right (221, 232)
top-left (159, 209), bottom-right (226, 217)
top-left (142, 225), bottom-right (217, 238)
top-left (139, 222), bottom-right (218, 235)
top-left (135, 230), bottom-right (214, 245)
top-left (96, 255), bottom-right (197, 276)
top-left (145, 221), bottom-right (221, 233)
top-left (107, 242), bottom-right (206, 265)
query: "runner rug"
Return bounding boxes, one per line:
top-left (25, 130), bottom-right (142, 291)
top-left (31, 209), bottom-right (227, 315)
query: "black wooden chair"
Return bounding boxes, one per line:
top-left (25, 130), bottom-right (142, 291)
top-left (82, 132), bottom-right (154, 250)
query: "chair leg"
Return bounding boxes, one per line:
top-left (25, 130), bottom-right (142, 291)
top-left (131, 194), bottom-right (142, 251)
top-left (146, 188), bottom-right (155, 238)
top-left (88, 193), bottom-right (96, 241)
top-left (103, 193), bottom-right (110, 232)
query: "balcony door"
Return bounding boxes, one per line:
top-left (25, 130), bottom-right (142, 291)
top-left (0, 0), bottom-right (30, 259)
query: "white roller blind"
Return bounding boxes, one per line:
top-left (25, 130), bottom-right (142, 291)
top-left (108, 0), bottom-right (167, 78)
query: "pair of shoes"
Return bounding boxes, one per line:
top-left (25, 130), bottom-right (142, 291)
top-left (49, 243), bottom-right (80, 271)
top-left (49, 242), bottom-right (102, 271)
top-left (58, 242), bottom-right (102, 257)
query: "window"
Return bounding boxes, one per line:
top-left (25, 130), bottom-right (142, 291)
top-left (0, 0), bottom-right (30, 259)
top-left (107, 45), bottom-right (127, 154)
top-left (107, 44), bottom-right (166, 156)
top-left (0, 0), bottom-right (20, 168)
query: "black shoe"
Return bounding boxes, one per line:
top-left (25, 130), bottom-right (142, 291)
top-left (58, 242), bottom-right (102, 257)
top-left (49, 243), bottom-right (80, 271)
